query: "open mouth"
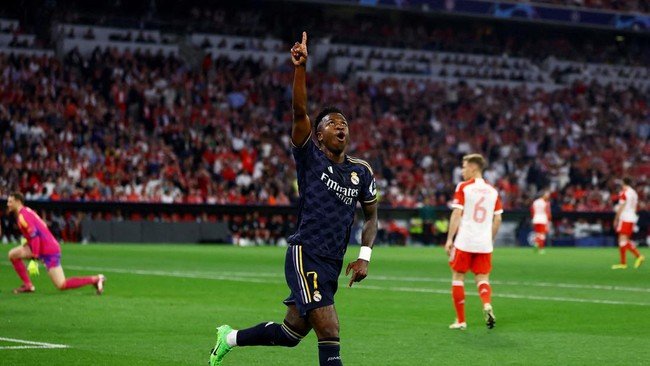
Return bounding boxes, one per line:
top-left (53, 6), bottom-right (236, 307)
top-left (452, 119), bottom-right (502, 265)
top-left (336, 132), bottom-right (346, 141)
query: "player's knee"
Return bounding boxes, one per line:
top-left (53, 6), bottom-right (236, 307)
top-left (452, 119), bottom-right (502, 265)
top-left (316, 324), bottom-right (339, 339)
top-left (282, 336), bottom-right (301, 348)
top-left (278, 321), bottom-right (306, 347)
top-left (55, 281), bottom-right (66, 290)
top-left (475, 275), bottom-right (489, 283)
top-left (452, 272), bottom-right (465, 282)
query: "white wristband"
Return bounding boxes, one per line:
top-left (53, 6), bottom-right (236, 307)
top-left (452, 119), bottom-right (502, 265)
top-left (358, 246), bottom-right (372, 262)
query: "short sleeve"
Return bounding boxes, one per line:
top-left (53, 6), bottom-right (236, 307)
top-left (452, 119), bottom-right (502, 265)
top-left (18, 214), bottom-right (37, 237)
top-left (291, 133), bottom-right (316, 165)
top-left (361, 169), bottom-right (377, 204)
top-left (494, 194), bottom-right (503, 215)
top-left (451, 183), bottom-right (465, 210)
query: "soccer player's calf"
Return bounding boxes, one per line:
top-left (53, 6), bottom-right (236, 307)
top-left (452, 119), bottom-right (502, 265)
top-left (449, 249), bottom-right (495, 329)
top-left (221, 306), bottom-right (342, 365)
top-left (234, 305), bottom-right (309, 348)
top-left (218, 246), bottom-right (344, 365)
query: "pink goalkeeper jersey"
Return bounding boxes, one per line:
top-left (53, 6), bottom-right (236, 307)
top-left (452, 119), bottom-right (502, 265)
top-left (17, 206), bottom-right (61, 257)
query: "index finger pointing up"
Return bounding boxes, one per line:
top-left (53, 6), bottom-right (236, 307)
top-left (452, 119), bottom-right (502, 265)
top-left (302, 31), bottom-right (307, 46)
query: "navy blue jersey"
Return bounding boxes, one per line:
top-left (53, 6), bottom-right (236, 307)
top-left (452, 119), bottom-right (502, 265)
top-left (288, 136), bottom-right (377, 260)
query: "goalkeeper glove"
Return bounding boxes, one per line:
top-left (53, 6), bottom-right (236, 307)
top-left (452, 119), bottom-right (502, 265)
top-left (27, 260), bottom-right (40, 276)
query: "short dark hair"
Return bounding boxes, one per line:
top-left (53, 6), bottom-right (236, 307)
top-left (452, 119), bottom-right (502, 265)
top-left (622, 177), bottom-right (633, 186)
top-left (10, 192), bottom-right (25, 203)
top-left (462, 153), bottom-right (486, 171)
top-left (314, 106), bottom-right (345, 130)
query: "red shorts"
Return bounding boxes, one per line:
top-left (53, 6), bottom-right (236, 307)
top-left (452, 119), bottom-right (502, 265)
top-left (449, 247), bottom-right (492, 274)
top-left (616, 221), bottom-right (634, 237)
top-left (533, 224), bottom-right (548, 234)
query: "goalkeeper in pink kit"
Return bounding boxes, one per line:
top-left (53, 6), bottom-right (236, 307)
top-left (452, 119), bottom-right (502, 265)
top-left (6, 192), bottom-right (105, 294)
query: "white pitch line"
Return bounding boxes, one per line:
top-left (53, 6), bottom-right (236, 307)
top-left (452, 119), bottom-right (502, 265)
top-left (62, 265), bottom-right (650, 294)
top-left (5, 262), bottom-right (650, 294)
top-left (370, 275), bottom-right (650, 294)
top-left (0, 346), bottom-right (66, 350)
top-left (0, 337), bottom-right (69, 350)
top-left (60, 265), bottom-right (650, 307)
top-left (354, 285), bottom-right (650, 307)
top-left (64, 265), bottom-right (277, 284)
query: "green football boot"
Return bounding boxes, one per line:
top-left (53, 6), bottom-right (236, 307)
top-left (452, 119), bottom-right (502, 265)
top-left (209, 325), bottom-right (233, 366)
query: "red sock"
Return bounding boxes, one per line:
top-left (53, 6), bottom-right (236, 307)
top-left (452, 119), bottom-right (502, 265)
top-left (452, 281), bottom-right (465, 323)
top-left (477, 281), bottom-right (492, 305)
top-left (537, 235), bottom-right (545, 249)
top-left (62, 277), bottom-right (97, 290)
top-left (627, 242), bottom-right (641, 258)
top-left (11, 259), bottom-right (32, 286)
top-left (619, 244), bottom-right (627, 265)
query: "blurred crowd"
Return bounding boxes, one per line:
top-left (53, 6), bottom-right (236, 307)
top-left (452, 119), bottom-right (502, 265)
top-left (0, 46), bottom-right (647, 211)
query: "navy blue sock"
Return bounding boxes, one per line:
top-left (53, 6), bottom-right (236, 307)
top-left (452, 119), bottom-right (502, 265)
top-left (318, 338), bottom-right (342, 365)
top-left (236, 321), bottom-right (304, 347)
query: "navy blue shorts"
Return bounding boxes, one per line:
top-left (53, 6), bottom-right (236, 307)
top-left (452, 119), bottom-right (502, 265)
top-left (283, 245), bottom-right (343, 318)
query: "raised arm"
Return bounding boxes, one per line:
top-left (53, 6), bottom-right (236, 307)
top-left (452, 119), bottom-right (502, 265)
top-left (290, 31), bottom-right (311, 146)
top-left (346, 200), bottom-right (378, 287)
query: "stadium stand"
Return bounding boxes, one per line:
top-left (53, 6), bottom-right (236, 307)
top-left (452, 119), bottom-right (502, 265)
top-left (191, 33), bottom-right (287, 68)
top-left (55, 24), bottom-right (179, 56)
top-left (0, 18), bottom-right (54, 57)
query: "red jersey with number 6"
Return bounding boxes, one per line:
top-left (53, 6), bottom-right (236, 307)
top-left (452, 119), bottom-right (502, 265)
top-left (451, 178), bottom-right (503, 253)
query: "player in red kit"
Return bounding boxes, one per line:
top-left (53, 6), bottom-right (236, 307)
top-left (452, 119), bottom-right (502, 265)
top-left (6, 192), bottom-right (106, 294)
top-left (445, 154), bottom-right (502, 330)
top-left (530, 191), bottom-right (551, 254)
top-left (611, 178), bottom-right (644, 269)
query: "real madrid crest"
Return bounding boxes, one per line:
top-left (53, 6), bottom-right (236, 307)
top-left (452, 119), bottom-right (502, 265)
top-left (350, 172), bottom-right (359, 185)
top-left (313, 290), bottom-right (322, 302)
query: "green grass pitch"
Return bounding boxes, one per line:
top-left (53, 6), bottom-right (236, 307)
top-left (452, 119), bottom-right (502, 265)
top-left (1, 244), bottom-right (649, 365)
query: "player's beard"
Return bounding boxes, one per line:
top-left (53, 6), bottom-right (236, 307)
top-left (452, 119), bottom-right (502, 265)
top-left (329, 139), bottom-right (347, 155)
top-left (321, 134), bottom-right (346, 155)
top-left (325, 145), bottom-right (345, 156)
